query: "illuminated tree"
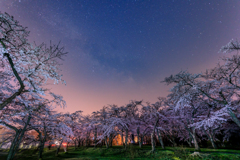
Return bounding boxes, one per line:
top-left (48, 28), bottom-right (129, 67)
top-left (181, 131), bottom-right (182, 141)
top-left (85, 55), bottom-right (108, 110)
top-left (0, 100), bottom-right (40, 160)
top-left (0, 12), bottom-right (67, 111)
top-left (163, 39), bottom-right (240, 150)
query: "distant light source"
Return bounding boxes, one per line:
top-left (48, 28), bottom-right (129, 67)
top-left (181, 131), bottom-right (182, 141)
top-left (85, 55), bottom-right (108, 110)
top-left (55, 141), bottom-right (59, 145)
top-left (62, 143), bottom-right (67, 146)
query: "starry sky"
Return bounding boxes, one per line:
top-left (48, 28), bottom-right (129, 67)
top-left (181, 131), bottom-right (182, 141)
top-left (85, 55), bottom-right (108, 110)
top-left (1, 0), bottom-right (240, 114)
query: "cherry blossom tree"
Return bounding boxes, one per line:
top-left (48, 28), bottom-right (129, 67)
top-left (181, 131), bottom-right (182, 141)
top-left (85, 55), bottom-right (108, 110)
top-left (139, 98), bottom-right (169, 152)
top-left (0, 11), bottom-right (68, 159)
top-left (0, 102), bottom-right (40, 160)
top-left (121, 101), bottom-right (142, 148)
top-left (162, 39), bottom-right (240, 150)
top-left (136, 111), bottom-right (150, 148)
top-left (0, 12), bottom-right (67, 111)
top-left (28, 105), bottom-right (59, 159)
top-left (47, 113), bottom-right (73, 156)
top-left (66, 111), bottom-right (83, 149)
top-left (95, 101), bottom-right (142, 149)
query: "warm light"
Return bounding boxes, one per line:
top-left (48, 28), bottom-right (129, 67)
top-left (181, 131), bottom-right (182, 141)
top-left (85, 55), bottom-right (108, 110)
top-left (51, 144), bottom-right (56, 146)
top-left (62, 143), bottom-right (67, 146)
top-left (55, 141), bottom-right (59, 145)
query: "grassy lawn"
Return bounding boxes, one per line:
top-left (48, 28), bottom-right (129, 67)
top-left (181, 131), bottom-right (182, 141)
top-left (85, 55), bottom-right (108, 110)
top-left (164, 146), bottom-right (240, 154)
top-left (0, 145), bottom-right (240, 160)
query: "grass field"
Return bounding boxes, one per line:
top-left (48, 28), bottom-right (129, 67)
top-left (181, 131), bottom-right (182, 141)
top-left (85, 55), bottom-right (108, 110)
top-left (0, 145), bottom-right (240, 160)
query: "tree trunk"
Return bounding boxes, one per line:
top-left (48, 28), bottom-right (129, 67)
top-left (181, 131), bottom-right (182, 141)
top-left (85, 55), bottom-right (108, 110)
top-left (7, 130), bottom-right (21, 160)
top-left (77, 138), bottom-right (81, 147)
top-left (38, 133), bottom-right (43, 159)
top-left (202, 127), bottom-right (217, 149)
top-left (48, 144), bottom-right (52, 150)
top-left (88, 132), bottom-right (91, 146)
top-left (209, 133), bottom-right (217, 149)
top-left (151, 133), bottom-right (155, 153)
top-left (105, 136), bottom-right (109, 149)
top-left (156, 129), bottom-right (165, 149)
top-left (66, 142), bottom-right (70, 152)
top-left (166, 134), bottom-right (175, 147)
top-left (191, 128), bottom-right (200, 151)
top-left (125, 128), bottom-right (128, 149)
top-left (101, 139), bottom-right (104, 147)
top-left (228, 108), bottom-right (240, 128)
top-left (139, 136), bottom-right (143, 148)
top-left (109, 134), bottom-right (112, 147)
top-left (74, 140), bottom-right (77, 150)
top-left (121, 129), bottom-right (124, 147)
top-left (94, 127), bottom-right (97, 148)
top-left (39, 140), bottom-right (44, 159)
top-left (188, 132), bottom-right (192, 147)
top-left (38, 126), bottom-right (47, 159)
top-left (186, 139), bottom-right (192, 147)
top-left (151, 118), bottom-right (159, 153)
top-left (85, 138), bottom-right (87, 147)
top-left (184, 124), bottom-right (198, 149)
top-left (137, 127), bottom-right (140, 147)
top-left (131, 134), bottom-right (135, 143)
top-left (55, 140), bottom-right (63, 156)
top-left (7, 115), bottom-right (31, 160)
top-left (85, 132), bottom-right (89, 147)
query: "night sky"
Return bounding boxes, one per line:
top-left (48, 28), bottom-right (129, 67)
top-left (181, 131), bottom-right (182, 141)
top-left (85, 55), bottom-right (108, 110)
top-left (1, 0), bottom-right (240, 114)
